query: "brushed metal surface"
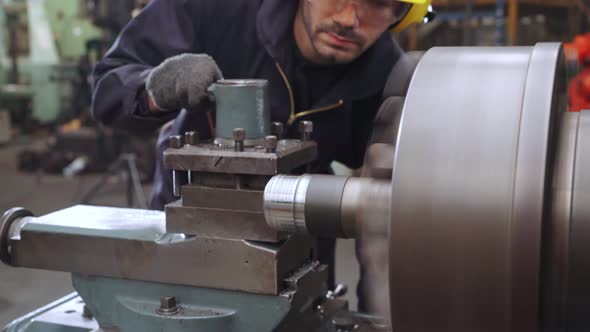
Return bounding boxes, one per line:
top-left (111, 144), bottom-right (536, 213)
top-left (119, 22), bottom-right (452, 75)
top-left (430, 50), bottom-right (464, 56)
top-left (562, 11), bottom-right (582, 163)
top-left (389, 43), bottom-right (564, 332)
top-left (566, 111), bottom-right (590, 331)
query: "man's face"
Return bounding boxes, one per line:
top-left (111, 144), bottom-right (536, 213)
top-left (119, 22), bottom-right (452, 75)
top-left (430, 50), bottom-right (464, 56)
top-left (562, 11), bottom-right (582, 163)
top-left (299, 0), bottom-right (406, 64)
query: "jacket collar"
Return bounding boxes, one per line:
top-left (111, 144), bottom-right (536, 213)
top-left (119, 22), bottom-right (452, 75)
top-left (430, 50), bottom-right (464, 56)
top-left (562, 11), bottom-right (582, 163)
top-left (256, 0), bottom-right (400, 103)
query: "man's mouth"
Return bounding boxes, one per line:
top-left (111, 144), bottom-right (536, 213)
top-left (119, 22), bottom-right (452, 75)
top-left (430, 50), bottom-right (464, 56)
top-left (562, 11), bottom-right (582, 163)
top-left (324, 32), bottom-right (356, 48)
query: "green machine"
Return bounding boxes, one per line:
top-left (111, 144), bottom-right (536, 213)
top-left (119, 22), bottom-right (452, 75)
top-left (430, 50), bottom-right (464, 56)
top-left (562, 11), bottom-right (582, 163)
top-left (0, 0), bottom-right (102, 124)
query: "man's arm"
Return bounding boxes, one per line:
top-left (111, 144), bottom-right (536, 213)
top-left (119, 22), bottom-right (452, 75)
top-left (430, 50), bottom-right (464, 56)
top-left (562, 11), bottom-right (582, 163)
top-left (91, 0), bottom-right (203, 136)
top-left (350, 94), bottom-right (384, 169)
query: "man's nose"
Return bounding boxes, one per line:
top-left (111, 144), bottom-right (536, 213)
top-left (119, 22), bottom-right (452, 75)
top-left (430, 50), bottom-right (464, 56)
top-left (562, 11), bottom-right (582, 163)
top-left (333, 1), bottom-right (360, 28)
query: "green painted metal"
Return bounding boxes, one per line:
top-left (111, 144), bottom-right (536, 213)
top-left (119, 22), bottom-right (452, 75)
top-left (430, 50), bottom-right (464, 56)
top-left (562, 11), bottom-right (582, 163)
top-left (45, 0), bottom-right (101, 60)
top-left (71, 274), bottom-right (291, 332)
top-left (3, 293), bottom-right (97, 332)
top-left (0, 0), bottom-right (102, 123)
top-left (209, 80), bottom-right (271, 141)
top-left (27, 0), bottom-right (61, 123)
top-left (4, 275), bottom-right (293, 332)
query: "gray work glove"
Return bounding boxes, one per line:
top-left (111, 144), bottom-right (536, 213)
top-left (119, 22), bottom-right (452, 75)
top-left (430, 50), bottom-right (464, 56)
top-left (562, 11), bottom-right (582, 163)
top-left (146, 54), bottom-right (223, 112)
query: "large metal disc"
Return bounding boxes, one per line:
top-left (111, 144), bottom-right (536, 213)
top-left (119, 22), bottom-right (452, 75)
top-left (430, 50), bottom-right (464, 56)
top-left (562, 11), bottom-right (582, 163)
top-left (389, 43), bottom-right (565, 332)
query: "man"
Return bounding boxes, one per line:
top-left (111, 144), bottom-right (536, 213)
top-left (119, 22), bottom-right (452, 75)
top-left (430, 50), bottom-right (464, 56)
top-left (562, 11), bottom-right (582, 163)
top-left (92, 0), bottom-right (429, 310)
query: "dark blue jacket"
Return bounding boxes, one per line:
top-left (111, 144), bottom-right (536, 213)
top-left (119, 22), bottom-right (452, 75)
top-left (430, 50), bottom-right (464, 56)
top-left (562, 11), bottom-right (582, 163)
top-left (92, 0), bottom-right (402, 209)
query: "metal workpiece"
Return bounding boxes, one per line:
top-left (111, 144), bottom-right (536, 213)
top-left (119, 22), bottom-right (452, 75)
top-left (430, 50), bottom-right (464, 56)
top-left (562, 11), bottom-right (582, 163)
top-left (6, 205), bottom-right (313, 295)
top-left (263, 175), bottom-right (391, 238)
top-left (264, 174), bottom-right (313, 235)
top-left (388, 43), bottom-right (566, 332)
top-left (209, 79), bottom-right (270, 145)
top-left (163, 139), bottom-right (317, 175)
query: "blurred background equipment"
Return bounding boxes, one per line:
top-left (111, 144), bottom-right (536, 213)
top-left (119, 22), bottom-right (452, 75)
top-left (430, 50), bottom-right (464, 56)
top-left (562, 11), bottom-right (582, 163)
top-left (398, 0), bottom-right (588, 50)
top-left (565, 32), bottom-right (590, 112)
top-left (0, 0), bottom-right (103, 128)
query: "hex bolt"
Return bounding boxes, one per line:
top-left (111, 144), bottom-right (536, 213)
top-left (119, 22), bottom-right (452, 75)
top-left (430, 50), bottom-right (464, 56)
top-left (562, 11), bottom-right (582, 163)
top-left (169, 135), bottom-right (184, 149)
top-left (184, 131), bottom-right (199, 146)
top-left (271, 122), bottom-right (284, 140)
top-left (157, 296), bottom-right (181, 316)
top-left (184, 132), bottom-right (199, 185)
top-left (161, 296), bottom-right (177, 310)
top-left (265, 135), bottom-right (278, 153)
top-left (233, 128), bottom-right (246, 152)
top-left (169, 135), bottom-right (185, 197)
top-left (299, 121), bottom-right (313, 141)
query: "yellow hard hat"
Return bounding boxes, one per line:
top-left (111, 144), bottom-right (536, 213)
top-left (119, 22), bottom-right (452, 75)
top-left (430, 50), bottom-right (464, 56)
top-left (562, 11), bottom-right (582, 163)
top-left (391, 0), bottom-right (434, 32)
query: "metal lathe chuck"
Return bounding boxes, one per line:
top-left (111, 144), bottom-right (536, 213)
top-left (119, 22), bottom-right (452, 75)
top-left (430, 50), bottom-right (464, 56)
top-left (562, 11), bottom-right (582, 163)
top-left (264, 43), bottom-right (590, 332)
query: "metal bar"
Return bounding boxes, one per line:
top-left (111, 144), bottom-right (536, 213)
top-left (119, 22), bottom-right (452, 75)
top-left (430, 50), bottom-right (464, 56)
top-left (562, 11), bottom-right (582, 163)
top-left (7, 206), bottom-right (311, 295)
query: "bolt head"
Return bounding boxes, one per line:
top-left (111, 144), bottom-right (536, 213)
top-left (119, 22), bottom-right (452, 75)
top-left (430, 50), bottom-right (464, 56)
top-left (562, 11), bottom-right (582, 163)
top-left (169, 135), bottom-right (184, 149)
top-left (233, 128), bottom-right (246, 142)
top-left (265, 135), bottom-right (278, 152)
top-left (160, 296), bottom-right (177, 310)
top-left (300, 121), bottom-right (313, 134)
top-left (271, 122), bottom-right (284, 138)
top-left (184, 131), bottom-right (199, 145)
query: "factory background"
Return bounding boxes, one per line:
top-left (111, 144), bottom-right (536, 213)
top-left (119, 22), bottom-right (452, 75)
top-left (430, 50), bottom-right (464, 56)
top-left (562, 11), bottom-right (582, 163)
top-left (0, 0), bottom-right (587, 328)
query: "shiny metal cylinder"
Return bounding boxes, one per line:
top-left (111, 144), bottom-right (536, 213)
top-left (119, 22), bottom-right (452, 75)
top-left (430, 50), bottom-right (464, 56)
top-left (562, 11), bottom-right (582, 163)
top-left (208, 80), bottom-right (270, 146)
top-left (263, 175), bottom-right (312, 234)
top-left (263, 175), bottom-right (391, 238)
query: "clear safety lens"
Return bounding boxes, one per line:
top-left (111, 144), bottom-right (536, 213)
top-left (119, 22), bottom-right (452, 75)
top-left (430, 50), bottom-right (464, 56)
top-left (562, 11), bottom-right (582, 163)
top-left (310, 0), bottom-right (413, 26)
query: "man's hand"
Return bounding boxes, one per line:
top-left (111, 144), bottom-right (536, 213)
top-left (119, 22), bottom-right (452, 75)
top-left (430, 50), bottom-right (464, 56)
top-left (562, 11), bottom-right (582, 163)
top-left (146, 54), bottom-right (223, 113)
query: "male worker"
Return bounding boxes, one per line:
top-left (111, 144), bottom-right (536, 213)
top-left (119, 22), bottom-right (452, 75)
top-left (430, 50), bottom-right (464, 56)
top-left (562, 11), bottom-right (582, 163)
top-left (92, 0), bottom-right (430, 310)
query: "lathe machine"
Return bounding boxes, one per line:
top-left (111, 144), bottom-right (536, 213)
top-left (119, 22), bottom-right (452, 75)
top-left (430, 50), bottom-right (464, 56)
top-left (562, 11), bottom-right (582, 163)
top-left (2, 42), bottom-right (589, 332)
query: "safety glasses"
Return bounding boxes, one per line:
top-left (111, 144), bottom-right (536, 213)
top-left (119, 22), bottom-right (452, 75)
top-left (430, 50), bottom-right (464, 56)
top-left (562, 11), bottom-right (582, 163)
top-left (308, 0), bottom-right (412, 27)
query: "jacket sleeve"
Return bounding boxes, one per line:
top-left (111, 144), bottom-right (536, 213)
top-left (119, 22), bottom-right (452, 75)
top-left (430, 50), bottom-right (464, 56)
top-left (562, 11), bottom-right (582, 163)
top-left (350, 93), bottom-right (383, 169)
top-left (91, 0), bottom-right (203, 136)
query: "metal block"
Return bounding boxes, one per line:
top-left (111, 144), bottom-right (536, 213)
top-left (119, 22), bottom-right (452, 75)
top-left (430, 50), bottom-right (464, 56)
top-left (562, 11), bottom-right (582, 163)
top-left (163, 140), bottom-right (317, 175)
top-left (166, 201), bottom-right (283, 242)
top-left (9, 205), bottom-right (313, 295)
top-left (181, 185), bottom-right (264, 211)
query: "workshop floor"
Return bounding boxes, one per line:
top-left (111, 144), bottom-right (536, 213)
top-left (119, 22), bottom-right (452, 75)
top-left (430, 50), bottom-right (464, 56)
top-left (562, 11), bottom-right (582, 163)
top-left (0, 137), bottom-right (359, 326)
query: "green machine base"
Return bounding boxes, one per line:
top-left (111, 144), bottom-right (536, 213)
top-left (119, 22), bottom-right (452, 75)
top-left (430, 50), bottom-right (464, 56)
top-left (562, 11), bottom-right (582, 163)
top-left (4, 274), bottom-right (311, 332)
